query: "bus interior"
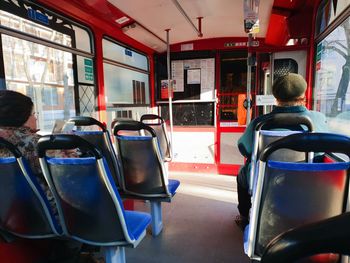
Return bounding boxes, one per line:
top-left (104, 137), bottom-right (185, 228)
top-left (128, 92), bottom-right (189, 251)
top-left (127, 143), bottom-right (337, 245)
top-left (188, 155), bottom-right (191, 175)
top-left (0, 0), bottom-right (350, 262)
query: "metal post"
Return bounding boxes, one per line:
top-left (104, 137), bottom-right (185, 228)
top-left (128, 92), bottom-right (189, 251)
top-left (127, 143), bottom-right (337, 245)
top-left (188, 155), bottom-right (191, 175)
top-left (246, 33), bottom-right (253, 125)
top-left (166, 29), bottom-right (174, 156)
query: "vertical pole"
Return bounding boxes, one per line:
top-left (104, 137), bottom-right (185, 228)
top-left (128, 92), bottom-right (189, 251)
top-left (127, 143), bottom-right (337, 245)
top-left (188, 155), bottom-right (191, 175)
top-left (166, 29), bottom-right (174, 156)
top-left (246, 33), bottom-right (253, 125)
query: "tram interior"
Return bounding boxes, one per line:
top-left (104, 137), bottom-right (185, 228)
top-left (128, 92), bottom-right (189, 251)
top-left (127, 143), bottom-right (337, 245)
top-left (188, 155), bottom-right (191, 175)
top-left (1, 0), bottom-right (350, 262)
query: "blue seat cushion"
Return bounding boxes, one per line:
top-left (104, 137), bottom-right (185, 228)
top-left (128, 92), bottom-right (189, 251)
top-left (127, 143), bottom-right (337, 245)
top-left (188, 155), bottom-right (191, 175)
top-left (243, 223), bottom-right (250, 255)
top-left (124, 210), bottom-right (151, 240)
top-left (168, 179), bottom-right (180, 195)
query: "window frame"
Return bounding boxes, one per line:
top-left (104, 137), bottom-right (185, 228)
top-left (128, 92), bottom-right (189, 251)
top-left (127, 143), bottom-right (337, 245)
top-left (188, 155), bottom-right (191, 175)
top-left (102, 36), bottom-right (151, 107)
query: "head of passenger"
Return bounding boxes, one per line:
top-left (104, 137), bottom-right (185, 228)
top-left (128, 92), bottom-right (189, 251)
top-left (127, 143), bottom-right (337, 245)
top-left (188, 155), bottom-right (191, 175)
top-left (272, 73), bottom-right (307, 107)
top-left (0, 90), bottom-right (37, 130)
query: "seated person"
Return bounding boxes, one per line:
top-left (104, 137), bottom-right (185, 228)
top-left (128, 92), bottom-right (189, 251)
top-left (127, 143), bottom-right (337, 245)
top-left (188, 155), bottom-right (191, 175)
top-left (0, 90), bottom-right (81, 261)
top-left (0, 90), bottom-right (78, 211)
top-left (235, 73), bottom-right (328, 230)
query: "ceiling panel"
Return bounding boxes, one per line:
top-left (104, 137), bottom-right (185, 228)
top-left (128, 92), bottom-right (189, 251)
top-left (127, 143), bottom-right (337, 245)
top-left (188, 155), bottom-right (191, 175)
top-left (108, 0), bottom-right (274, 45)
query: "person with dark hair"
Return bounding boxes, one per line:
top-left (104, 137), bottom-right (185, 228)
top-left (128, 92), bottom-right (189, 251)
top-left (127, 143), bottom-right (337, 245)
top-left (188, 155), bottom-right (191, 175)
top-left (0, 90), bottom-right (41, 176)
top-left (235, 73), bottom-right (328, 230)
top-left (0, 90), bottom-right (82, 262)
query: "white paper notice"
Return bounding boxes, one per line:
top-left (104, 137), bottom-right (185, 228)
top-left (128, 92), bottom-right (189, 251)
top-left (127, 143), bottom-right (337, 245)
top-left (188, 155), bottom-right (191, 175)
top-left (187, 69), bottom-right (201, 84)
top-left (171, 61), bottom-right (184, 92)
top-left (256, 95), bottom-right (276, 105)
top-left (200, 58), bottom-right (215, 100)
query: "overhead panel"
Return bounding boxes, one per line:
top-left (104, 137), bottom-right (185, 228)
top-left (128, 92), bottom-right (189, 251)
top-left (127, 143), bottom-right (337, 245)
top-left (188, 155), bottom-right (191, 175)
top-left (108, 0), bottom-right (274, 46)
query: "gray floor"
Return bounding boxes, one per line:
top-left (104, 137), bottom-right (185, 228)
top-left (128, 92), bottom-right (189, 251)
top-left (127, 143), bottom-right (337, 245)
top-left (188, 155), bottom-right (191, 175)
top-left (125, 172), bottom-right (250, 263)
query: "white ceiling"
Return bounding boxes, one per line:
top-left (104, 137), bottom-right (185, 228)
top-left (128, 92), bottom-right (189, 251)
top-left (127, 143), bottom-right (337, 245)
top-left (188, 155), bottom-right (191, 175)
top-left (108, 0), bottom-right (274, 50)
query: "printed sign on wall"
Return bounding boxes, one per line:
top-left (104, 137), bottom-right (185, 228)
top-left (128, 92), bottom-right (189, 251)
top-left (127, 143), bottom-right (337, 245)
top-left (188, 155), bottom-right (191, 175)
top-left (77, 56), bottom-right (94, 84)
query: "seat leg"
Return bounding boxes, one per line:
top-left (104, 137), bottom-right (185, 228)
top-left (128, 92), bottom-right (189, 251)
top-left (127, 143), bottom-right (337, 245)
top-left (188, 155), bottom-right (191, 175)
top-left (102, 246), bottom-right (126, 263)
top-left (150, 201), bottom-right (163, 236)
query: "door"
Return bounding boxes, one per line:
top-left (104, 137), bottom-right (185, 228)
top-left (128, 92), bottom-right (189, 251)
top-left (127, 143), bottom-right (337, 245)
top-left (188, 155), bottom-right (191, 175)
top-left (216, 50), bottom-right (253, 175)
top-left (216, 50), bottom-right (307, 175)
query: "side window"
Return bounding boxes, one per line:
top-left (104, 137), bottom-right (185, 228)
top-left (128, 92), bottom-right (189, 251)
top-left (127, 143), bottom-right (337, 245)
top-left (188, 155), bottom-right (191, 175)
top-left (314, 15), bottom-right (350, 136)
top-left (42, 87), bottom-right (59, 106)
top-left (102, 38), bottom-right (150, 128)
top-left (0, 1), bottom-right (95, 132)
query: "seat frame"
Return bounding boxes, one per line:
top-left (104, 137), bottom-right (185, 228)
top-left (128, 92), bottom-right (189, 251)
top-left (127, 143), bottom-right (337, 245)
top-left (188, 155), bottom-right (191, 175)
top-left (140, 114), bottom-right (172, 161)
top-left (37, 134), bottom-right (150, 263)
top-left (261, 212), bottom-right (350, 263)
top-left (248, 113), bottom-right (314, 193)
top-left (246, 133), bottom-right (350, 261)
top-left (0, 137), bottom-right (60, 239)
top-left (113, 120), bottom-right (179, 236)
top-left (67, 116), bottom-right (123, 188)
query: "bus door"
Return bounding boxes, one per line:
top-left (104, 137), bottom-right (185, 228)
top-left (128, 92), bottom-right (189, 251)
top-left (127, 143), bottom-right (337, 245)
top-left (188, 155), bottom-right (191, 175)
top-left (257, 50), bottom-right (308, 115)
top-left (216, 50), bottom-right (307, 175)
top-left (216, 50), bottom-right (252, 175)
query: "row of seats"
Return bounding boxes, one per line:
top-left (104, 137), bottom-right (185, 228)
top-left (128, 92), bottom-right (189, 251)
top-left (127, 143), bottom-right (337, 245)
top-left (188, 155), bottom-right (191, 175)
top-left (242, 113), bottom-right (350, 262)
top-left (67, 115), bottom-right (179, 236)
top-left (0, 114), bottom-right (179, 263)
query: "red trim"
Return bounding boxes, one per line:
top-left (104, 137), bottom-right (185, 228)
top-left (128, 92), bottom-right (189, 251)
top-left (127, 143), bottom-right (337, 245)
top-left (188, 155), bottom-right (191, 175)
top-left (252, 45), bottom-right (309, 53)
top-left (170, 37), bottom-right (264, 52)
top-left (217, 164), bottom-right (241, 176)
top-left (306, 0), bottom-right (322, 109)
top-left (123, 199), bottom-right (134, 210)
top-left (265, 11), bottom-right (290, 46)
top-left (172, 126), bottom-right (215, 132)
top-left (215, 52), bottom-right (221, 165)
top-left (171, 37), bottom-right (308, 53)
top-left (218, 126), bottom-right (246, 132)
top-left (0, 240), bottom-right (51, 263)
top-left (169, 162), bottom-right (217, 174)
top-left (94, 31), bottom-right (106, 121)
top-left (273, 0), bottom-right (306, 10)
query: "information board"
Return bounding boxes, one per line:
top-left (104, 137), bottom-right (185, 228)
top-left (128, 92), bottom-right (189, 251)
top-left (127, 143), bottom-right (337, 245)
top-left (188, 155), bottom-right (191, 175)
top-left (170, 58), bottom-right (215, 101)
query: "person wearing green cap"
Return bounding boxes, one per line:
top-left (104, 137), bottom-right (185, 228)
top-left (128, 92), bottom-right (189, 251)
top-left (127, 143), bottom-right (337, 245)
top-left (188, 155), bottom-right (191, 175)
top-left (235, 73), bottom-right (328, 230)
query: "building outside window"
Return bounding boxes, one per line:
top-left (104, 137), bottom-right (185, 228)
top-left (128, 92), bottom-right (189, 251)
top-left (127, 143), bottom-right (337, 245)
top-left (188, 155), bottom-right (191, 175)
top-left (0, 1), bottom-right (95, 132)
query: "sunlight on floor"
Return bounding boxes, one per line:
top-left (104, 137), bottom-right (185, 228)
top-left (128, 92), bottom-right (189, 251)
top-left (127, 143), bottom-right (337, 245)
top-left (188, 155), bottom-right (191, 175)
top-left (170, 172), bottom-right (238, 204)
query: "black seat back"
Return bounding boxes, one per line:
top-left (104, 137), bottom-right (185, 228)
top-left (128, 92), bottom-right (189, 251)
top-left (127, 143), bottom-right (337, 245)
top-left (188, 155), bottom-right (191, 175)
top-left (256, 113), bottom-right (314, 158)
top-left (261, 212), bottom-right (350, 263)
top-left (140, 114), bottom-right (172, 161)
top-left (247, 133), bottom-right (350, 259)
top-left (37, 134), bottom-right (136, 245)
top-left (113, 120), bottom-right (170, 197)
top-left (68, 116), bottom-right (122, 188)
top-left (249, 113), bottom-right (314, 192)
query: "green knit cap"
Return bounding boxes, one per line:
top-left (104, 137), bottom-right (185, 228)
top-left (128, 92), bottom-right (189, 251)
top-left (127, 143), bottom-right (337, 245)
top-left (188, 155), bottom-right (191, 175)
top-left (272, 73), bottom-right (307, 101)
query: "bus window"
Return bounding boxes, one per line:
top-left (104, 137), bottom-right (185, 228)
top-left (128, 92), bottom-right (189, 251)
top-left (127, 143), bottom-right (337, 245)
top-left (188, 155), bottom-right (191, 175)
top-left (2, 35), bottom-right (75, 131)
top-left (102, 38), bottom-right (151, 129)
top-left (0, 2), bottom-right (96, 132)
top-left (314, 15), bottom-right (350, 136)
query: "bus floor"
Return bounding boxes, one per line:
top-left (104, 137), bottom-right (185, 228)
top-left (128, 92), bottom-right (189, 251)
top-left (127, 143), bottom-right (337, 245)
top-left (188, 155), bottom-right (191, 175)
top-left (124, 172), bottom-right (249, 263)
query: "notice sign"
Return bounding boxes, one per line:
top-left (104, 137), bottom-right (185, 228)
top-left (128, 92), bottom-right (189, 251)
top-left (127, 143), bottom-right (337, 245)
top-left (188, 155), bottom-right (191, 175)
top-left (171, 60), bottom-right (184, 92)
top-left (256, 95), bottom-right (276, 106)
top-left (187, 69), bottom-right (201, 84)
top-left (84, 58), bottom-right (94, 82)
top-left (77, 56), bottom-right (94, 84)
top-left (315, 43), bottom-right (323, 71)
top-left (161, 80), bottom-right (174, 99)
